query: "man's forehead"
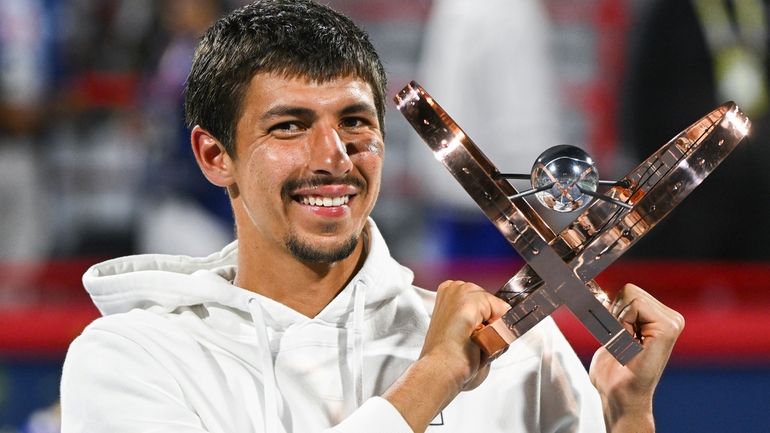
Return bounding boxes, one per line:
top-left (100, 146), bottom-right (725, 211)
top-left (245, 72), bottom-right (377, 110)
top-left (249, 71), bottom-right (373, 92)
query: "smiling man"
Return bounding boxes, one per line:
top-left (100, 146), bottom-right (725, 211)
top-left (191, 73), bottom-right (384, 317)
top-left (60, 1), bottom-right (683, 433)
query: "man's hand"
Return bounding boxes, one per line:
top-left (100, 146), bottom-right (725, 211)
top-left (421, 280), bottom-right (512, 390)
top-left (589, 283), bottom-right (685, 433)
top-left (384, 280), bottom-right (510, 433)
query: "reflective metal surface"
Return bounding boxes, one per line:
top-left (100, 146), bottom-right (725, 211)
top-left (531, 145), bottom-right (599, 212)
top-left (395, 81), bottom-right (751, 364)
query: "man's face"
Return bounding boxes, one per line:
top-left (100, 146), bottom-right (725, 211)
top-left (229, 72), bottom-right (384, 263)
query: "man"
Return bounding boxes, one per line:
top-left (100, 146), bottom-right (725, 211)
top-left (60, 1), bottom-right (684, 432)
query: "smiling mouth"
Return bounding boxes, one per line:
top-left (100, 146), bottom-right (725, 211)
top-left (297, 195), bottom-right (352, 207)
top-left (284, 175), bottom-right (364, 211)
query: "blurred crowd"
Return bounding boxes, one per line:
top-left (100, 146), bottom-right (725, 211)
top-left (0, 0), bottom-right (245, 262)
top-left (3, 0), bottom-right (767, 265)
top-left (1, 0), bottom-right (769, 431)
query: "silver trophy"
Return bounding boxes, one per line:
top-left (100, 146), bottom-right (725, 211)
top-left (396, 81), bottom-right (751, 364)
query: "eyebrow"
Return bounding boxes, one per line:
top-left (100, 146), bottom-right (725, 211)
top-left (260, 102), bottom-right (378, 122)
top-left (339, 102), bottom-right (377, 117)
top-left (260, 106), bottom-right (317, 122)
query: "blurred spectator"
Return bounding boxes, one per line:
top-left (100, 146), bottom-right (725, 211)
top-left (407, 0), bottom-right (562, 261)
top-left (137, 0), bottom-right (234, 256)
top-left (0, 0), bottom-right (53, 259)
top-left (41, 0), bottom-right (158, 257)
top-left (621, 0), bottom-right (770, 260)
top-left (21, 403), bottom-right (60, 433)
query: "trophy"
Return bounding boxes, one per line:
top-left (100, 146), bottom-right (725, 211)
top-left (395, 82), bottom-right (751, 364)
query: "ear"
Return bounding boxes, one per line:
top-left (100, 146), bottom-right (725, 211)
top-left (190, 125), bottom-right (235, 187)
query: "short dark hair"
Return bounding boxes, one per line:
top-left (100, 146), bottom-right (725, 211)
top-left (184, 0), bottom-right (387, 156)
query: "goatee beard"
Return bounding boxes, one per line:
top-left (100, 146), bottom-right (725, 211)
top-left (285, 233), bottom-right (359, 263)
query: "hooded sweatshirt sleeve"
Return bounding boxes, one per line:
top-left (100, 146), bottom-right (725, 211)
top-left (324, 397), bottom-right (413, 433)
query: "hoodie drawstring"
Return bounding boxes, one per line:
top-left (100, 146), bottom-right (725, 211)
top-left (248, 298), bottom-right (285, 433)
top-left (351, 280), bottom-right (367, 410)
top-left (247, 281), bottom-right (367, 427)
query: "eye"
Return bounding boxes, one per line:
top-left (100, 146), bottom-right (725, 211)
top-left (340, 117), bottom-right (368, 129)
top-left (268, 121), bottom-right (305, 137)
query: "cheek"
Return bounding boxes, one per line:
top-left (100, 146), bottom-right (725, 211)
top-left (354, 151), bottom-right (383, 194)
top-left (368, 139), bottom-right (385, 176)
top-left (351, 133), bottom-right (384, 156)
top-left (351, 133), bottom-right (384, 162)
top-left (365, 138), bottom-right (383, 157)
top-left (243, 146), bottom-right (303, 193)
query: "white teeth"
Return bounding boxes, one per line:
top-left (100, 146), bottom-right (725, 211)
top-left (299, 195), bottom-right (350, 207)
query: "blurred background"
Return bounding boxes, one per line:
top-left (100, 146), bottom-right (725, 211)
top-left (1, 0), bottom-right (768, 431)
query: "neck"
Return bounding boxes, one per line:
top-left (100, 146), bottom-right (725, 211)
top-left (234, 226), bottom-right (368, 318)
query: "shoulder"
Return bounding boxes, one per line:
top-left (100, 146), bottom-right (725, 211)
top-left (63, 312), bottom-right (166, 377)
top-left (79, 308), bottom-right (190, 346)
top-left (60, 310), bottom-right (212, 432)
top-left (62, 310), bottom-right (183, 381)
top-left (61, 306), bottom-right (232, 404)
top-left (409, 284), bottom-right (437, 314)
top-left (61, 311), bottom-right (186, 403)
top-left (369, 284), bottom-right (435, 335)
top-left (64, 306), bottom-right (219, 373)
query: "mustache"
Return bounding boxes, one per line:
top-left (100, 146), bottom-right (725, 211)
top-left (282, 174), bottom-right (366, 197)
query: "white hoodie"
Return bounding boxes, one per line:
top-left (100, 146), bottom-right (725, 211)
top-left (61, 220), bottom-right (604, 433)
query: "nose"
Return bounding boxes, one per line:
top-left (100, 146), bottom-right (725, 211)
top-left (309, 125), bottom-right (353, 177)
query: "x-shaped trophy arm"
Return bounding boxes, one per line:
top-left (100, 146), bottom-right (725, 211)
top-left (396, 81), bottom-right (750, 364)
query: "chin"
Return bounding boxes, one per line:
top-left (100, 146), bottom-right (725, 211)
top-left (285, 233), bottom-right (360, 264)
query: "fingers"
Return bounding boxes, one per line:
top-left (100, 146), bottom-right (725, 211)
top-left (435, 280), bottom-right (511, 327)
top-left (422, 280), bottom-right (510, 392)
top-left (611, 283), bottom-right (685, 346)
top-left (592, 283), bottom-right (685, 413)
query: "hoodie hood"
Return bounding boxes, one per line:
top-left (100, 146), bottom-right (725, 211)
top-left (83, 219), bottom-right (414, 327)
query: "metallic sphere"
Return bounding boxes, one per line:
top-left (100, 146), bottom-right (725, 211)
top-left (531, 145), bottom-right (599, 212)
